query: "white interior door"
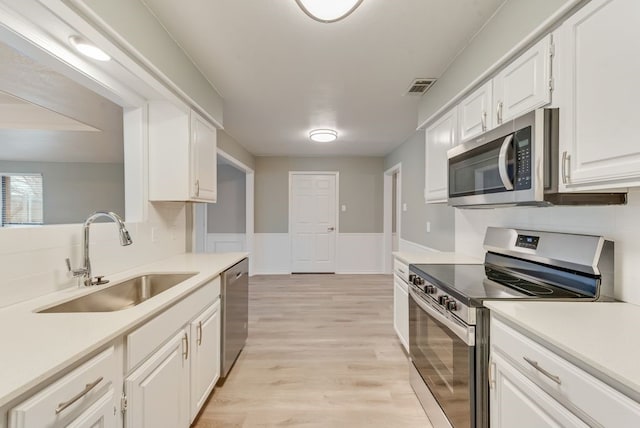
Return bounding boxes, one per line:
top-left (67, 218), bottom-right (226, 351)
top-left (290, 173), bottom-right (337, 273)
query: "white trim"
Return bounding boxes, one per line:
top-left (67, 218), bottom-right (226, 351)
top-left (399, 238), bottom-right (441, 254)
top-left (417, 0), bottom-right (583, 130)
top-left (288, 171), bottom-right (339, 273)
top-left (383, 163), bottom-right (402, 274)
top-left (205, 233), bottom-right (246, 252)
top-left (335, 233), bottom-right (385, 274)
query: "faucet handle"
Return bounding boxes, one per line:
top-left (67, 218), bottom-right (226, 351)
top-left (65, 258), bottom-right (87, 278)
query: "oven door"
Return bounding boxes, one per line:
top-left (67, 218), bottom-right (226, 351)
top-left (409, 289), bottom-right (475, 428)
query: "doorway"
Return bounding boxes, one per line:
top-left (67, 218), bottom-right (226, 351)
top-left (383, 163), bottom-right (402, 274)
top-left (193, 148), bottom-right (255, 273)
top-left (289, 172), bottom-right (338, 273)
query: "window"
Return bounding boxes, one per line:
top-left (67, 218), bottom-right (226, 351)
top-left (1, 174), bottom-right (43, 226)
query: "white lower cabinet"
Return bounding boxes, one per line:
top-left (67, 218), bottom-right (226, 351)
top-left (393, 276), bottom-right (409, 353)
top-left (190, 300), bottom-right (221, 422)
top-left (491, 353), bottom-right (588, 428)
top-left (66, 389), bottom-right (117, 428)
top-left (490, 314), bottom-right (640, 427)
top-left (125, 330), bottom-right (190, 428)
top-left (9, 346), bottom-right (119, 428)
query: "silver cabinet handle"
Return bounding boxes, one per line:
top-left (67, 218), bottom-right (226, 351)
top-left (55, 376), bottom-right (103, 414)
top-left (197, 321), bottom-right (203, 346)
top-left (195, 179), bottom-right (200, 197)
top-left (561, 151), bottom-right (570, 184)
top-left (496, 101), bottom-right (503, 124)
top-left (182, 332), bottom-right (189, 360)
top-left (481, 111), bottom-right (487, 131)
top-left (327, 227), bottom-right (335, 232)
top-left (523, 357), bottom-right (561, 385)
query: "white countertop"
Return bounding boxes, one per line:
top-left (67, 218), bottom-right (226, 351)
top-left (393, 251), bottom-right (482, 265)
top-left (485, 301), bottom-right (640, 401)
top-left (0, 252), bottom-right (248, 408)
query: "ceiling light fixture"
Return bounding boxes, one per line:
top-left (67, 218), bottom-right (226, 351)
top-left (309, 129), bottom-right (338, 143)
top-left (68, 36), bottom-right (111, 61)
top-left (295, 0), bottom-right (364, 23)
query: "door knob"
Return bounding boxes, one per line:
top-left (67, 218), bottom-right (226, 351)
top-left (327, 227), bottom-right (335, 232)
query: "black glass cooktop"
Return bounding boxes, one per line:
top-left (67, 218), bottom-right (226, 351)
top-left (409, 262), bottom-right (594, 307)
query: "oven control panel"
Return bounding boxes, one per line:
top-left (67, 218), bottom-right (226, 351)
top-left (410, 275), bottom-right (475, 325)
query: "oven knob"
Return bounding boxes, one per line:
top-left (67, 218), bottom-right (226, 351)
top-left (438, 295), bottom-right (449, 306)
top-left (408, 273), bottom-right (416, 283)
top-left (446, 300), bottom-right (458, 311)
top-left (414, 277), bottom-right (424, 286)
top-left (425, 285), bottom-right (436, 294)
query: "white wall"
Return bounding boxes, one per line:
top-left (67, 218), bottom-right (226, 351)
top-left (455, 189), bottom-right (640, 304)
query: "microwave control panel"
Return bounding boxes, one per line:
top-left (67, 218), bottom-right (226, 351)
top-left (515, 130), bottom-right (532, 190)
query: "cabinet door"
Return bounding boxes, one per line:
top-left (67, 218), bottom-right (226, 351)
top-left (458, 81), bottom-right (492, 141)
top-left (393, 276), bottom-right (409, 353)
top-left (491, 353), bottom-right (588, 428)
top-left (190, 300), bottom-right (221, 422)
top-left (425, 108), bottom-right (457, 203)
top-left (66, 389), bottom-right (117, 428)
top-left (190, 111), bottom-right (217, 202)
top-left (493, 35), bottom-right (552, 126)
top-left (558, 0), bottom-right (640, 190)
top-left (125, 330), bottom-right (190, 428)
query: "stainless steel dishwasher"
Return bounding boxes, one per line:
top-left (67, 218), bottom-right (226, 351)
top-left (219, 258), bottom-right (249, 380)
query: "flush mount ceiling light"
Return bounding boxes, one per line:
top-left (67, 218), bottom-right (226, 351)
top-left (309, 129), bottom-right (338, 143)
top-left (68, 36), bottom-right (111, 61)
top-left (295, 0), bottom-right (364, 23)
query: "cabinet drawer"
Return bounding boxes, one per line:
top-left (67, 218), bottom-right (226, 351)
top-left (9, 346), bottom-right (117, 428)
top-left (393, 259), bottom-right (409, 283)
top-left (126, 277), bottom-right (219, 371)
top-left (491, 316), bottom-right (640, 426)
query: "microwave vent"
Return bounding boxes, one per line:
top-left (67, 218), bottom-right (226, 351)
top-left (405, 78), bottom-right (436, 96)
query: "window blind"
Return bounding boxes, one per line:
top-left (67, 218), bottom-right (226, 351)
top-left (1, 173), bottom-right (44, 226)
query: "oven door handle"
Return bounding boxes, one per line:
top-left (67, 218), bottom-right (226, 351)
top-left (498, 134), bottom-right (514, 191)
top-left (410, 289), bottom-right (475, 346)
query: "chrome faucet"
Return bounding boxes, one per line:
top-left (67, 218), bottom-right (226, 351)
top-left (66, 211), bottom-right (133, 286)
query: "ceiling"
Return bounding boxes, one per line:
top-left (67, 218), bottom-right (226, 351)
top-left (142, 0), bottom-right (505, 157)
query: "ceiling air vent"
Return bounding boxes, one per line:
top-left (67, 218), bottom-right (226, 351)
top-left (404, 78), bottom-right (436, 96)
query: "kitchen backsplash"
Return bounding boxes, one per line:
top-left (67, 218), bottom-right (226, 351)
top-left (455, 188), bottom-right (640, 305)
top-left (0, 202), bottom-right (186, 309)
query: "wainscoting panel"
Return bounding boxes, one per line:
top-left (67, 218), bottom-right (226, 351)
top-left (205, 233), bottom-right (246, 253)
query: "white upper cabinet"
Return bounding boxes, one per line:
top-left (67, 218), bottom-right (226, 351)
top-left (557, 0), bottom-right (640, 191)
top-left (458, 81), bottom-right (492, 142)
top-left (149, 102), bottom-right (217, 202)
top-left (425, 108), bottom-right (457, 203)
top-left (493, 35), bottom-right (552, 126)
top-left (190, 112), bottom-right (217, 201)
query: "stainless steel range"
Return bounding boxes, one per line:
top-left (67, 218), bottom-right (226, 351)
top-left (408, 227), bottom-right (614, 428)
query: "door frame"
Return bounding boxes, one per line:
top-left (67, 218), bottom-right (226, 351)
top-left (288, 171), bottom-right (339, 273)
top-left (383, 163), bottom-right (402, 274)
top-left (193, 148), bottom-right (255, 275)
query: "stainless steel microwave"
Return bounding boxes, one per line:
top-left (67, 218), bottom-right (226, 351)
top-left (446, 108), bottom-right (626, 207)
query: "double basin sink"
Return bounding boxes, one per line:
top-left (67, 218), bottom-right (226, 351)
top-left (39, 273), bottom-right (196, 313)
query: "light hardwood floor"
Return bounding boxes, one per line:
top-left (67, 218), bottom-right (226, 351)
top-left (193, 274), bottom-right (433, 428)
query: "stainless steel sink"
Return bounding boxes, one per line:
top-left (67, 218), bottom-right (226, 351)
top-left (38, 273), bottom-right (197, 313)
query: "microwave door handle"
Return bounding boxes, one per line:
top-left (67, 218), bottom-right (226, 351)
top-left (498, 134), bottom-right (514, 190)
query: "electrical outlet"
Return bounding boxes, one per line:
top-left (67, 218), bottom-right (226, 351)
top-left (403, 203), bottom-right (407, 212)
top-left (341, 205), bottom-right (347, 212)
top-left (151, 227), bottom-right (158, 242)
top-left (426, 221), bottom-right (431, 233)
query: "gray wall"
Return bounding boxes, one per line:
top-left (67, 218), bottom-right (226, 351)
top-left (418, 0), bottom-right (575, 124)
top-left (0, 160), bottom-right (124, 224)
top-left (384, 132), bottom-right (455, 251)
top-left (255, 157), bottom-right (384, 233)
top-left (217, 130), bottom-right (255, 171)
top-left (207, 164), bottom-right (246, 233)
top-left (82, 0), bottom-right (223, 125)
